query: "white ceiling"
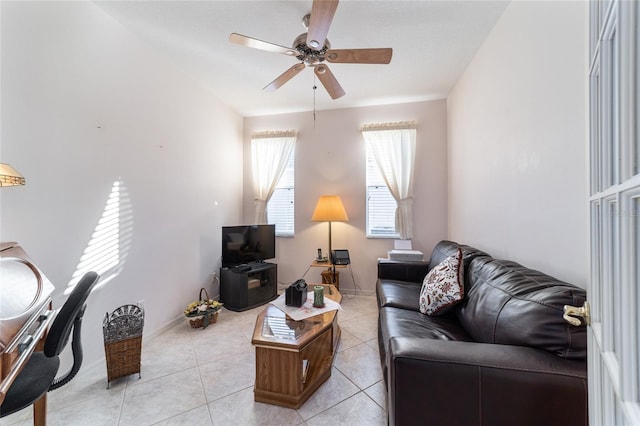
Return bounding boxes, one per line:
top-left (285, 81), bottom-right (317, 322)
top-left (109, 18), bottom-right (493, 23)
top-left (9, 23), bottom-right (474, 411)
top-left (94, 1), bottom-right (509, 117)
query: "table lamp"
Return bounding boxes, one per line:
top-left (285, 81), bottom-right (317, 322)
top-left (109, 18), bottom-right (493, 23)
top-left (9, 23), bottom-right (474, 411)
top-left (0, 163), bottom-right (26, 187)
top-left (311, 195), bottom-right (349, 258)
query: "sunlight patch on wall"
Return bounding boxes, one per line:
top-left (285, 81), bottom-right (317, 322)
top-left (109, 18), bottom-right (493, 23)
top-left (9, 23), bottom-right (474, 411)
top-left (65, 180), bottom-right (133, 294)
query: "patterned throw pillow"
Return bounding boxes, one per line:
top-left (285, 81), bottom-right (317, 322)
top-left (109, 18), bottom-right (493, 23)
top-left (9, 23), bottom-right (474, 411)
top-left (419, 247), bottom-right (464, 316)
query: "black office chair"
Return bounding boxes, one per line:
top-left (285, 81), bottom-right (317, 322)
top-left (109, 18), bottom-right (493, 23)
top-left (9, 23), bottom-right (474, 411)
top-left (0, 271), bottom-right (99, 418)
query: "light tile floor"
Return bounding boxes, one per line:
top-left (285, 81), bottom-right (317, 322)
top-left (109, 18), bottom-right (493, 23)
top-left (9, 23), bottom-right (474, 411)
top-left (1, 293), bottom-right (386, 426)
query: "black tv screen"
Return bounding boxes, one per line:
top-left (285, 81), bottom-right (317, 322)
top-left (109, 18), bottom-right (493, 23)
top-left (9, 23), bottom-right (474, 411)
top-left (221, 224), bottom-right (276, 267)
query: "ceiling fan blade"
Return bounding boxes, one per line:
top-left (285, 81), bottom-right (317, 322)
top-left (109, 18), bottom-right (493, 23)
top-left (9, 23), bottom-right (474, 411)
top-left (229, 33), bottom-right (299, 56)
top-left (306, 0), bottom-right (339, 51)
top-left (314, 64), bottom-right (345, 99)
top-left (263, 63), bottom-right (306, 92)
top-left (325, 48), bottom-right (393, 64)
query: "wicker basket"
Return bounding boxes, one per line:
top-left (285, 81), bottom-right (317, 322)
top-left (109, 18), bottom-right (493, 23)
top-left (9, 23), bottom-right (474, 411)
top-left (187, 310), bottom-right (219, 328)
top-left (103, 304), bottom-right (144, 388)
top-left (185, 288), bottom-right (221, 329)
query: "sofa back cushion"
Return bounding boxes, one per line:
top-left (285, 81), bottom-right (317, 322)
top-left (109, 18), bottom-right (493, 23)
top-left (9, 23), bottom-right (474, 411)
top-left (457, 257), bottom-right (587, 360)
top-left (427, 240), bottom-right (491, 278)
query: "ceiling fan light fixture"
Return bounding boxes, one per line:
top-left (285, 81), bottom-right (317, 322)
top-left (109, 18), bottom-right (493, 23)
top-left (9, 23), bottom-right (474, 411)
top-left (229, 0), bottom-right (391, 99)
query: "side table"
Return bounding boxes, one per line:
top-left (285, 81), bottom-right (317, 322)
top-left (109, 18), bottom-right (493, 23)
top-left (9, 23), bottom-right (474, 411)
top-left (310, 260), bottom-right (346, 290)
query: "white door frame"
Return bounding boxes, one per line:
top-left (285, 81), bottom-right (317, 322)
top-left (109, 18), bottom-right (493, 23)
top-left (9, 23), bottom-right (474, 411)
top-left (588, 0), bottom-right (639, 424)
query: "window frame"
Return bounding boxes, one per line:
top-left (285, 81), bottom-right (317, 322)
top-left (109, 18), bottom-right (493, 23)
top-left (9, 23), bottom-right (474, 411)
top-left (365, 143), bottom-right (399, 238)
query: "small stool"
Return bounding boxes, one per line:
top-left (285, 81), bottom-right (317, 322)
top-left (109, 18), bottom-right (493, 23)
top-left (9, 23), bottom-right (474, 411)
top-left (321, 269), bottom-right (339, 289)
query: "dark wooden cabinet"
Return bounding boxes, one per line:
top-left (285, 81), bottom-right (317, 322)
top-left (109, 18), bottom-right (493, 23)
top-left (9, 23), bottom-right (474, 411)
top-left (220, 262), bottom-right (277, 311)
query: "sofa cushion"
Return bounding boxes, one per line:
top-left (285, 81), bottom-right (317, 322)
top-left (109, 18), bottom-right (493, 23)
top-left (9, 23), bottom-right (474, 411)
top-left (376, 279), bottom-right (422, 311)
top-left (378, 306), bottom-right (474, 382)
top-left (419, 248), bottom-right (464, 315)
top-left (457, 257), bottom-right (587, 360)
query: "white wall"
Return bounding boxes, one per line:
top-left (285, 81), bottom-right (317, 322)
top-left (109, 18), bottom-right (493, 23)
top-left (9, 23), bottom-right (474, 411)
top-left (447, 1), bottom-right (588, 286)
top-left (0, 2), bottom-right (243, 365)
top-left (243, 100), bottom-right (448, 293)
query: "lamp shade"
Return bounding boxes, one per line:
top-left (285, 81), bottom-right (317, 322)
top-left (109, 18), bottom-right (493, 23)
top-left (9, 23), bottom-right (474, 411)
top-left (0, 163), bottom-right (26, 187)
top-left (311, 195), bottom-right (349, 222)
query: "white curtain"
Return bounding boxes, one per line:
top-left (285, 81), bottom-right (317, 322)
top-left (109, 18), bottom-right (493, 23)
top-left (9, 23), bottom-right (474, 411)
top-left (251, 131), bottom-right (296, 224)
top-left (362, 121), bottom-right (417, 239)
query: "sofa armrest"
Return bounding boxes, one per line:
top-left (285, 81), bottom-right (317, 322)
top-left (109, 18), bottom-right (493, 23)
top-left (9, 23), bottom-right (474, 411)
top-left (377, 259), bottom-right (430, 282)
top-left (387, 337), bottom-right (587, 426)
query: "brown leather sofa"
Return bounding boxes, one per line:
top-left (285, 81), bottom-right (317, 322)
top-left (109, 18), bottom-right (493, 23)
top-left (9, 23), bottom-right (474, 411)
top-left (377, 240), bottom-right (588, 426)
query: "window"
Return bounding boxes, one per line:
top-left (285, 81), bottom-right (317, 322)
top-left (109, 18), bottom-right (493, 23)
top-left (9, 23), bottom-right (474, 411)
top-left (363, 122), bottom-right (417, 239)
top-left (251, 131), bottom-right (296, 237)
top-left (267, 152), bottom-right (295, 237)
top-left (366, 144), bottom-right (399, 238)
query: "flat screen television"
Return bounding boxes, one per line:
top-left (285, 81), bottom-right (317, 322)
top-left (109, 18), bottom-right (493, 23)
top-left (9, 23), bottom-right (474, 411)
top-left (221, 224), bottom-right (276, 267)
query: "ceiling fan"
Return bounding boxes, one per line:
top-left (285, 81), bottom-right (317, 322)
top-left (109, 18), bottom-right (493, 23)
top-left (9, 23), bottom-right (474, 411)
top-left (229, 0), bottom-right (392, 100)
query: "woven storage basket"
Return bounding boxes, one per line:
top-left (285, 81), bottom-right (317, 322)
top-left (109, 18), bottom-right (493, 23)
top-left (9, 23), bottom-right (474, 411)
top-left (103, 304), bottom-right (144, 388)
top-left (188, 310), bottom-right (219, 328)
top-left (186, 288), bottom-right (221, 329)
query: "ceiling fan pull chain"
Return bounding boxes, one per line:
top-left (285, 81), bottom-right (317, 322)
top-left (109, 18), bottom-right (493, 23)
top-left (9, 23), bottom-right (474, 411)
top-left (313, 75), bottom-right (317, 128)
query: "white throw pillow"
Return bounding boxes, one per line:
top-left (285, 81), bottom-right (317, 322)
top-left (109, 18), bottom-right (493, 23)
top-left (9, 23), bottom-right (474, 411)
top-left (419, 248), bottom-right (464, 316)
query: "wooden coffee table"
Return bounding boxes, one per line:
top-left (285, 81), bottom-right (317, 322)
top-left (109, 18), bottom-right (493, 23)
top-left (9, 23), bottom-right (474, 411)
top-left (251, 284), bottom-right (342, 409)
